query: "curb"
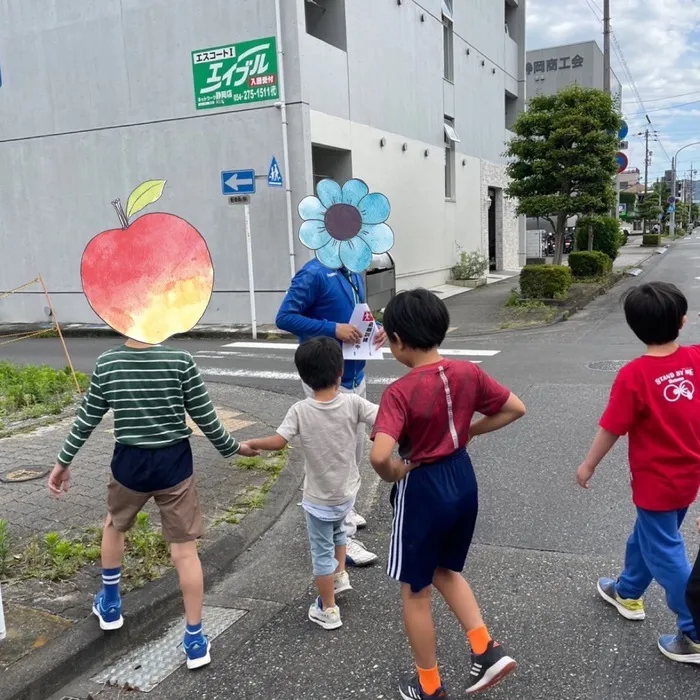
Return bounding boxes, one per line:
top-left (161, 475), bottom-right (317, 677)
top-left (0, 325), bottom-right (293, 342)
top-left (0, 449), bottom-right (304, 700)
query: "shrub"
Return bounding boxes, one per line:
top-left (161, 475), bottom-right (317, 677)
top-left (568, 251), bottom-right (612, 279)
top-left (575, 216), bottom-right (624, 260)
top-left (642, 233), bottom-right (661, 247)
top-left (452, 250), bottom-right (488, 280)
top-left (520, 265), bottom-right (572, 299)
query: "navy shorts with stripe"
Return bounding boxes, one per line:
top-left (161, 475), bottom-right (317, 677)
top-left (388, 448), bottom-right (478, 593)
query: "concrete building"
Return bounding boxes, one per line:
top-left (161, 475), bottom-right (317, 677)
top-left (526, 40), bottom-right (621, 107)
top-left (0, 0), bottom-right (527, 326)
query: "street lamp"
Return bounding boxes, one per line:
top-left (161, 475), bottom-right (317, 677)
top-left (670, 141), bottom-right (700, 238)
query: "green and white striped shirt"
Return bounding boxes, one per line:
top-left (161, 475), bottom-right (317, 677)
top-left (57, 345), bottom-right (240, 467)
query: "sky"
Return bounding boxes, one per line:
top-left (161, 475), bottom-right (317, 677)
top-left (527, 0), bottom-right (700, 187)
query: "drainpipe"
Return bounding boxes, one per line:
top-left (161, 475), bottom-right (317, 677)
top-left (274, 0), bottom-right (297, 279)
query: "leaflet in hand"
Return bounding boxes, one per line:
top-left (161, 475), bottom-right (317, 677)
top-left (342, 303), bottom-right (384, 361)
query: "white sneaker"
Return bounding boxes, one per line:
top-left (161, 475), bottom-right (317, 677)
top-left (334, 570), bottom-right (353, 595)
top-left (347, 510), bottom-right (367, 530)
top-left (308, 597), bottom-right (342, 630)
top-left (346, 538), bottom-right (378, 567)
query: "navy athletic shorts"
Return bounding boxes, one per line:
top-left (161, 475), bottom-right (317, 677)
top-left (388, 448), bottom-right (478, 593)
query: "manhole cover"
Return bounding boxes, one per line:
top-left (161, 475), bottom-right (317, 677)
top-left (0, 467), bottom-right (50, 483)
top-left (587, 361), bottom-right (626, 373)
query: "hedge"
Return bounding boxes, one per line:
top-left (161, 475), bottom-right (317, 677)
top-left (568, 251), bottom-right (612, 279)
top-left (575, 216), bottom-right (624, 260)
top-left (642, 233), bottom-right (661, 247)
top-left (520, 265), bottom-right (572, 299)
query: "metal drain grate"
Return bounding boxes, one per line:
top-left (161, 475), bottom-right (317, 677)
top-left (92, 606), bottom-right (246, 692)
top-left (587, 361), bottom-right (626, 373)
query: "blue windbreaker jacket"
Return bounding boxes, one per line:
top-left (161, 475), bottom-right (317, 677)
top-left (276, 259), bottom-right (366, 389)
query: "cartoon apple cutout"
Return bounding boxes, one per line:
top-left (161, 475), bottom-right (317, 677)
top-left (81, 180), bottom-right (214, 345)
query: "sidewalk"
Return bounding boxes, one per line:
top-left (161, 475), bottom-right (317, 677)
top-left (0, 383), bottom-right (300, 687)
top-left (444, 239), bottom-right (660, 337)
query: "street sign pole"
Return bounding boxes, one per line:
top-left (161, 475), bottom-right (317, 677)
top-left (0, 581), bottom-right (6, 640)
top-left (670, 157), bottom-right (677, 239)
top-left (244, 204), bottom-right (257, 340)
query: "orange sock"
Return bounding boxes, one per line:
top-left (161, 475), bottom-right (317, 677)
top-left (417, 665), bottom-right (442, 695)
top-left (467, 625), bottom-right (492, 655)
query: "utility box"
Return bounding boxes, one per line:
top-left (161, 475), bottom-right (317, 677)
top-left (365, 253), bottom-right (395, 312)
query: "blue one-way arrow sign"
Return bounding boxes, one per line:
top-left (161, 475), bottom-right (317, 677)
top-left (221, 169), bottom-right (256, 196)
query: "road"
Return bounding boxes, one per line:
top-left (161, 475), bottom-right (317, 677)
top-left (4, 236), bottom-right (700, 698)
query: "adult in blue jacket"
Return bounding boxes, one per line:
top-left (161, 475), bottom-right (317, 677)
top-left (277, 259), bottom-right (386, 567)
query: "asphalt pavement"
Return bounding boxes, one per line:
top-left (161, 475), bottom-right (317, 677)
top-left (4, 236), bottom-right (700, 699)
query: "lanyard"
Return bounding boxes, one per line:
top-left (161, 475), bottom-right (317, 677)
top-left (340, 268), bottom-right (362, 304)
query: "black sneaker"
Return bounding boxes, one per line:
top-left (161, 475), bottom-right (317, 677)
top-left (398, 675), bottom-right (449, 700)
top-left (466, 641), bottom-right (516, 694)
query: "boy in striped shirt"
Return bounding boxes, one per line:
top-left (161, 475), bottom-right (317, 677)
top-left (47, 340), bottom-right (257, 670)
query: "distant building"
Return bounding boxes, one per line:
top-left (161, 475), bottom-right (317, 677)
top-left (619, 168), bottom-right (641, 191)
top-left (526, 41), bottom-right (622, 108)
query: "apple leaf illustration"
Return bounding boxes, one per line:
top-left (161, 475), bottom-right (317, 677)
top-left (126, 180), bottom-right (167, 219)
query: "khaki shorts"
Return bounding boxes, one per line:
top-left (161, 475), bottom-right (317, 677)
top-left (107, 475), bottom-right (203, 544)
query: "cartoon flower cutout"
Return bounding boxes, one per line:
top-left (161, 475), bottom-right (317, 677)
top-left (297, 178), bottom-right (394, 273)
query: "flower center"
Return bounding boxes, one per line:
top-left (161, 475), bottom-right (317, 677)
top-left (324, 204), bottom-right (362, 242)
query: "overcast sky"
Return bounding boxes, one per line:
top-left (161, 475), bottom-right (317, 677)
top-left (527, 0), bottom-right (700, 185)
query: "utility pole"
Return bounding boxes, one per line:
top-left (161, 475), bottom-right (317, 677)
top-left (603, 0), bottom-right (611, 94)
top-left (643, 129), bottom-right (650, 234)
top-left (689, 162), bottom-right (694, 231)
top-left (670, 157), bottom-right (677, 238)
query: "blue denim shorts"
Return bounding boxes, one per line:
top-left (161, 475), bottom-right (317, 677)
top-left (305, 512), bottom-right (348, 576)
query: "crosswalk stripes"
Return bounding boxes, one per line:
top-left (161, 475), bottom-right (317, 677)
top-left (194, 342), bottom-right (501, 386)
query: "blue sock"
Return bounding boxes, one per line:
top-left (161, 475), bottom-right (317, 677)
top-left (185, 621), bottom-right (204, 642)
top-left (102, 567), bottom-right (121, 604)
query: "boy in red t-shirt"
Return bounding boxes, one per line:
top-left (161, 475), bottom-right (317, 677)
top-left (370, 289), bottom-right (526, 698)
top-left (576, 281), bottom-right (700, 664)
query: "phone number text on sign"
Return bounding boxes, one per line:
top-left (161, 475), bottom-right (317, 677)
top-left (191, 37), bottom-right (279, 110)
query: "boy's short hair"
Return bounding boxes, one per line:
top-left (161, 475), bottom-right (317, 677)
top-left (383, 288), bottom-right (450, 350)
top-left (295, 337), bottom-right (344, 391)
top-left (623, 281), bottom-right (687, 345)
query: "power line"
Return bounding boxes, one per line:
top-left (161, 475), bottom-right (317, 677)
top-left (626, 99), bottom-right (700, 117)
top-left (643, 89), bottom-right (700, 103)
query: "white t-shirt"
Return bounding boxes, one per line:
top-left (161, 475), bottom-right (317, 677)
top-left (277, 393), bottom-right (378, 507)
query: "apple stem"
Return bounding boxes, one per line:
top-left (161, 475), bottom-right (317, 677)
top-left (111, 199), bottom-right (129, 229)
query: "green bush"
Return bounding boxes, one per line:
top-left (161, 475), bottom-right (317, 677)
top-left (568, 251), bottom-right (612, 278)
top-left (676, 228), bottom-right (686, 237)
top-left (642, 233), bottom-right (661, 247)
top-left (575, 216), bottom-right (623, 260)
top-left (520, 265), bottom-right (572, 299)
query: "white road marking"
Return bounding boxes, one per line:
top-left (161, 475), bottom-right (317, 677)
top-left (198, 368), bottom-right (414, 383)
top-left (220, 341), bottom-right (499, 357)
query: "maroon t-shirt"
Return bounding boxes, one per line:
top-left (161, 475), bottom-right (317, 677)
top-left (599, 346), bottom-right (700, 511)
top-left (371, 358), bottom-right (511, 463)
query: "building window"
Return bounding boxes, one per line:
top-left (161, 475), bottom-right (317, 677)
top-left (442, 0), bottom-right (454, 82)
top-left (312, 144), bottom-right (353, 190)
top-left (505, 92), bottom-right (518, 130)
top-left (444, 117), bottom-right (460, 200)
top-left (305, 0), bottom-right (347, 52)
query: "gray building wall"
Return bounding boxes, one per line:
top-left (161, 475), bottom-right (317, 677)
top-left (0, 0), bottom-right (527, 325)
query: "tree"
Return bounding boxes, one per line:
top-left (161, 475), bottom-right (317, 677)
top-left (505, 85), bottom-right (621, 265)
top-left (637, 196), bottom-right (662, 228)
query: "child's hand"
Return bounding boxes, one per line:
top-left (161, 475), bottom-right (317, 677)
top-left (576, 462), bottom-right (596, 489)
top-left (48, 464), bottom-right (71, 498)
top-left (238, 443), bottom-right (260, 458)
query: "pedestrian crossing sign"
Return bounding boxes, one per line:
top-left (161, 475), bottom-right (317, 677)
top-left (268, 156), bottom-right (283, 188)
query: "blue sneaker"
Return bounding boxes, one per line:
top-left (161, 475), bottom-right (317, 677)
top-left (92, 590), bottom-right (124, 631)
top-left (658, 631), bottom-right (700, 665)
top-left (183, 634), bottom-right (211, 670)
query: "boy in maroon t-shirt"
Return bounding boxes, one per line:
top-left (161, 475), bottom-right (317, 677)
top-left (576, 281), bottom-right (700, 664)
top-left (369, 289), bottom-right (526, 698)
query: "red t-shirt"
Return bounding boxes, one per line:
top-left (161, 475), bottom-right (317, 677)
top-left (599, 346), bottom-right (700, 511)
top-left (371, 358), bottom-right (511, 463)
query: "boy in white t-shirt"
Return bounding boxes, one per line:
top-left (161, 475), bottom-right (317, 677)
top-left (243, 337), bottom-right (378, 629)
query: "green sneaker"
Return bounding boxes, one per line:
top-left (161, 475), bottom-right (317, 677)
top-left (597, 578), bottom-right (646, 620)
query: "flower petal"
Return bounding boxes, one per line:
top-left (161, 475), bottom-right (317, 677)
top-left (299, 220), bottom-right (331, 251)
top-left (358, 192), bottom-right (391, 225)
top-left (315, 240), bottom-right (342, 269)
top-left (298, 195), bottom-right (327, 221)
top-left (358, 222), bottom-right (395, 254)
top-left (339, 237), bottom-right (373, 273)
top-left (316, 179), bottom-right (342, 209)
top-left (341, 179), bottom-right (369, 206)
